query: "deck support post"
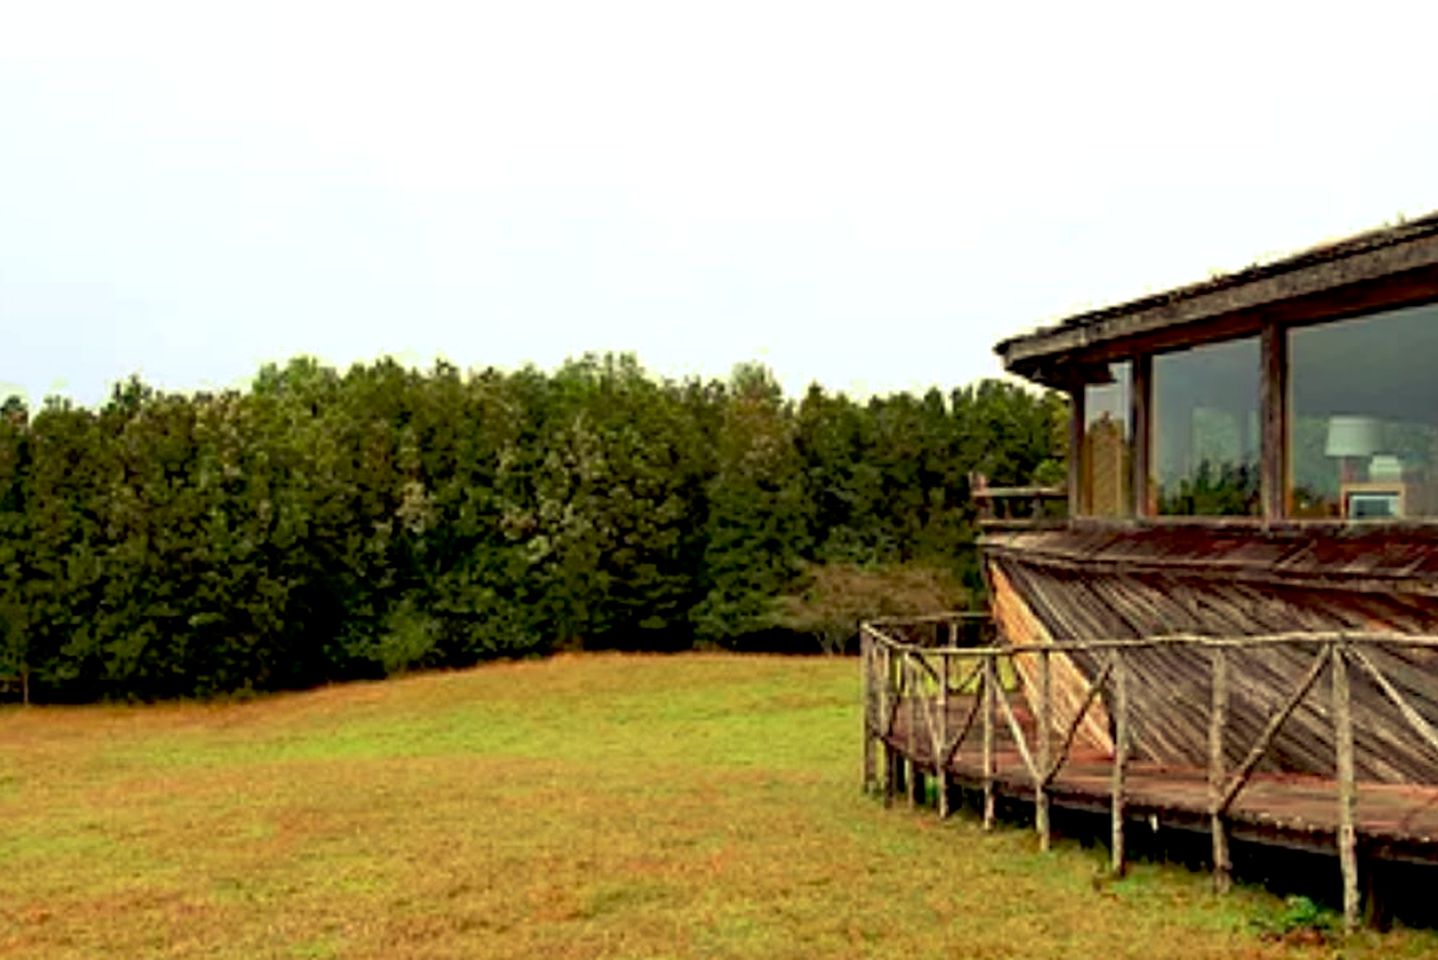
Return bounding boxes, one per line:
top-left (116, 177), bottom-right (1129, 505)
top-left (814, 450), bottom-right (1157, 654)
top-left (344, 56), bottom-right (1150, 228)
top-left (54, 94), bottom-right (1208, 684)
top-left (1037, 648), bottom-right (1052, 851)
top-left (1110, 654), bottom-right (1129, 877)
top-left (937, 651), bottom-right (951, 818)
top-left (1332, 642), bottom-right (1360, 933)
top-left (982, 653), bottom-right (996, 830)
top-left (1208, 647), bottom-right (1231, 894)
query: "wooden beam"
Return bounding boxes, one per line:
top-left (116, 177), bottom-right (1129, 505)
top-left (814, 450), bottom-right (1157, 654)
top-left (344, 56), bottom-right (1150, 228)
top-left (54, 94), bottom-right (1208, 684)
top-left (995, 676), bottom-right (1039, 783)
top-left (1042, 657), bottom-right (1115, 786)
top-left (1069, 386), bottom-right (1085, 520)
top-left (998, 237), bottom-right (1438, 375)
top-left (1209, 647), bottom-right (1231, 894)
top-left (1348, 645), bottom-right (1438, 759)
top-left (1216, 645), bottom-right (1330, 815)
top-left (1333, 644), bottom-right (1360, 933)
top-left (941, 674), bottom-right (986, 768)
top-left (1260, 321), bottom-right (1289, 522)
top-left (1132, 354), bottom-right (1153, 517)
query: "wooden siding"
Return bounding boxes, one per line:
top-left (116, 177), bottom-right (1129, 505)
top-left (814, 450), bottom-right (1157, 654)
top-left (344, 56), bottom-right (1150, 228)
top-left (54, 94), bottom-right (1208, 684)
top-left (982, 528), bottom-right (1438, 784)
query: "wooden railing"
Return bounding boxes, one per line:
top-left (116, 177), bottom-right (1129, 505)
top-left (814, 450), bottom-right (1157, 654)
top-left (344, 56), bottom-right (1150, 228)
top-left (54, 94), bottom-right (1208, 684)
top-left (860, 623), bottom-right (1438, 932)
top-left (969, 472), bottom-right (1067, 530)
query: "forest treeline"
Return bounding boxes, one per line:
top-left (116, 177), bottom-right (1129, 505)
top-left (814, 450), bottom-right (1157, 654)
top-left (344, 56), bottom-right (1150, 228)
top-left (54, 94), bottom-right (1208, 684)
top-left (0, 355), bottom-right (1065, 702)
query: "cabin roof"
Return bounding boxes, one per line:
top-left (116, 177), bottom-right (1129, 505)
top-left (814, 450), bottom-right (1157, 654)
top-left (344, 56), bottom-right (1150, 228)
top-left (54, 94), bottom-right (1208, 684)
top-left (997, 210), bottom-right (1438, 386)
top-left (981, 523), bottom-right (1438, 592)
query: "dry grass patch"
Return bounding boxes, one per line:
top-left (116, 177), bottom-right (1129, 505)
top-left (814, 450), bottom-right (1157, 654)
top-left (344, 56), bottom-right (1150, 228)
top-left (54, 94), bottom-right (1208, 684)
top-left (3, 653), bottom-right (1436, 958)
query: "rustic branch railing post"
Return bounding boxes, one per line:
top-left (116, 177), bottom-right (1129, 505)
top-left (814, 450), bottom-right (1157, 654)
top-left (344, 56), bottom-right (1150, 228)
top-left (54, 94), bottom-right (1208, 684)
top-left (882, 642), bottom-right (896, 808)
top-left (1037, 648), bottom-right (1052, 851)
top-left (1208, 646), bottom-right (1231, 894)
top-left (861, 627), bottom-right (874, 794)
top-left (906, 652), bottom-right (925, 808)
top-left (937, 650), bottom-right (951, 818)
top-left (1332, 641), bottom-right (1359, 933)
top-left (1110, 653), bottom-right (1129, 877)
top-left (857, 626), bottom-right (1438, 925)
top-left (982, 652), bottom-right (996, 830)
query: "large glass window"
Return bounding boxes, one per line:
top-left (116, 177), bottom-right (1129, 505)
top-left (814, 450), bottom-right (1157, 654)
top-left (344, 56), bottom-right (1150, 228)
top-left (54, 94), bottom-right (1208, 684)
top-left (1153, 338), bottom-right (1261, 516)
top-left (1290, 303), bottom-right (1438, 519)
top-left (1081, 362), bottom-right (1132, 516)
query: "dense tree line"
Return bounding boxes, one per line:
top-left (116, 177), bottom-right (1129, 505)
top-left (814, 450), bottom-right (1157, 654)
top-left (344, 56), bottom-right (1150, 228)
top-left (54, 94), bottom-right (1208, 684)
top-left (0, 355), bottom-right (1065, 702)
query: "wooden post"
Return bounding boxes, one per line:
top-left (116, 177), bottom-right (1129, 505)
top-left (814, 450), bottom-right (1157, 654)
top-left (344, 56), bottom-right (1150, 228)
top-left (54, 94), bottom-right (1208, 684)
top-left (937, 651), bottom-right (951, 818)
top-left (1037, 648), bottom-right (1052, 851)
top-left (1132, 355), bottom-right (1153, 517)
top-left (882, 644), bottom-right (896, 808)
top-left (906, 653), bottom-right (924, 808)
top-left (1260, 321), bottom-right (1289, 523)
top-left (982, 652), bottom-right (996, 830)
top-left (1111, 654), bottom-right (1130, 877)
top-left (1332, 642), bottom-right (1360, 933)
top-left (861, 628), bottom-right (875, 793)
top-left (1069, 386), bottom-right (1085, 519)
top-left (1209, 647), bottom-right (1231, 893)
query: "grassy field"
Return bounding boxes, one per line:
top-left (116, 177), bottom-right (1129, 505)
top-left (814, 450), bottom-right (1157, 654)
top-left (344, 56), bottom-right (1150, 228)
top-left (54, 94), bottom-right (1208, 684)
top-left (3, 654), bottom-right (1436, 959)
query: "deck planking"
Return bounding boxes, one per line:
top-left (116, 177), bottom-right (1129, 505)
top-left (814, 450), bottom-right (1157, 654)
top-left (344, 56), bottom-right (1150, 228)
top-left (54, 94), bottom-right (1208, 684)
top-left (884, 694), bottom-right (1438, 863)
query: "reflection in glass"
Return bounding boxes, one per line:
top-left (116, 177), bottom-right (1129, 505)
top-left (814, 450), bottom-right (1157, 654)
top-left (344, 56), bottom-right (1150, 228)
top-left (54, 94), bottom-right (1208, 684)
top-left (1290, 303), bottom-right (1438, 519)
top-left (1154, 338), bottom-right (1261, 516)
top-left (1081, 362), bottom-right (1132, 517)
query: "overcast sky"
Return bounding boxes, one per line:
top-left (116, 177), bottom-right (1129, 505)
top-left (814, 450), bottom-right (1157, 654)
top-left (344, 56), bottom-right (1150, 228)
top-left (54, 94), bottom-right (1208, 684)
top-left (3, 0), bottom-right (1436, 408)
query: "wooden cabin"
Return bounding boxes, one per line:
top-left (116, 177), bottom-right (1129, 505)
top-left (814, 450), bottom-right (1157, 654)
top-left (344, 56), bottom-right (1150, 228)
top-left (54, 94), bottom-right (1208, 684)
top-left (987, 212), bottom-right (1438, 779)
top-left (862, 213), bottom-right (1438, 929)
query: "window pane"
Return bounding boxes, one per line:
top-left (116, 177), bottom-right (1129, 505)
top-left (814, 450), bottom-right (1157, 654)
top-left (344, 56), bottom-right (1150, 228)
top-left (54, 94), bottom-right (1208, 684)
top-left (1082, 362), bottom-right (1131, 516)
top-left (1290, 303), bottom-right (1438, 519)
top-left (1154, 338), bottom-right (1260, 516)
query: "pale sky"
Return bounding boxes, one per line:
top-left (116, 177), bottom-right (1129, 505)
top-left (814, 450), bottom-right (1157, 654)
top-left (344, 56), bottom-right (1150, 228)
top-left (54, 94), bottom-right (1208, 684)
top-left (3, 0), bottom-right (1436, 408)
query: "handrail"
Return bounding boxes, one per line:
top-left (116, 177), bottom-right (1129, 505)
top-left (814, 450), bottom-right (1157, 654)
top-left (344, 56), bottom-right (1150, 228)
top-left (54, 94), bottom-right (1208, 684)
top-left (859, 619), bottom-right (1438, 932)
top-left (863, 628), bottom-right (1438, 657)
top-left (972, 484), bottom-right (1067, 500)
top-left (863, 610), bottom-right (991, 627)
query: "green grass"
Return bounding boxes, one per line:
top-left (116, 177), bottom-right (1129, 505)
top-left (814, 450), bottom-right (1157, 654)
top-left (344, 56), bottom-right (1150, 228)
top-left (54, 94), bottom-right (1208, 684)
top-left (1, 653), bottom-right (1434, 958)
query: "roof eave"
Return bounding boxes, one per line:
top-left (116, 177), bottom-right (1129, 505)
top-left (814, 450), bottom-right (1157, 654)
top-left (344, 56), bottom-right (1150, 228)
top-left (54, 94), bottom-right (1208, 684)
top-left (997, 213), bottom-right (1438, 384)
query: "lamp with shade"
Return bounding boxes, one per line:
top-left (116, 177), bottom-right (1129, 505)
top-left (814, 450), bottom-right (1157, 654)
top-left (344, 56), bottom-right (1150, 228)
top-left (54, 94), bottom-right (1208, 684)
top-left (1325, 415), bottom-right (1381, 483)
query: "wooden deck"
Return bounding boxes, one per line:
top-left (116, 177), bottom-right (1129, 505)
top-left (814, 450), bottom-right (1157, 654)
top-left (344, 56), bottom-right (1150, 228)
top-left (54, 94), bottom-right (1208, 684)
top-left (883, 696), bottom-right (1438, 864)
top-left (860, 624), bottom-right (1438, 929)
